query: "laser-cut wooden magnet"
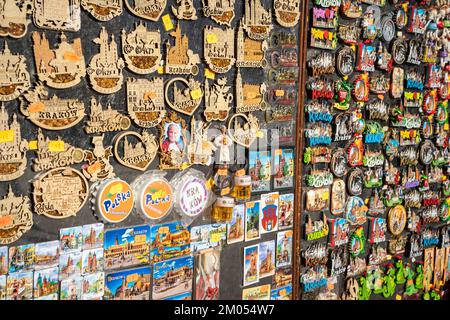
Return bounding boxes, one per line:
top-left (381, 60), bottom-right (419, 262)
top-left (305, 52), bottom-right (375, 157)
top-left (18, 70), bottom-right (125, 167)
top-left (165, 23), bottom-right (200, 76)
top-left (32, 32), bottom-right (86, 89)
top-left (242, 0), bottom-right (273, 40)
top-left (127, 77), bottom-right (166, 128)
top-left (158, 112), bottom-right (188, 170)
top-left (165, 77), bottom-right (202, 116)
top-left (204, 77), bottom-right (233, 122)
top-left (236, 68), bottom-right (267, 113)
top-left (33, 0), bottom-right (81, 32)
top-left (187, 118), bottom-right (216, 166)
top-left (87, 27), bottom-right (124, 94)
top-left (113, 130), bottom-right (158, 171)
top-left (81, 0), bottom-right (123, 21)
top-left (228, 113), bottom-right (260, 148)
top-left (204, 26), bottom-right (235, 73)
top-left (122, 22), bottom-right (161, 75)
top-left (236, 22), bottom-right (267, 68)
top-left (0, 0), bottom-right (33, 38)
top-left (124, 0), bottom-right (167, 21)
top-left (85, 97), bottom-right (131, 134)
top-left (172, 0), bottom-right (197, 20)
top-left (0, 41), bottom-right (30, 102)
top-left (20, 83), bottom-right (85, 130)
top-left (82, 135), bottom-right (115, 182)
top-left (274, 0), bottom-right (300, 27)
top-left (202, 0), bottom-right (235, 26)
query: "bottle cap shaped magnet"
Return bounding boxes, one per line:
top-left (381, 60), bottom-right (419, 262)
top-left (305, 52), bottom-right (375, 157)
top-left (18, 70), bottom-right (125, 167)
top-left (92, 178), bottom-right (134, 224)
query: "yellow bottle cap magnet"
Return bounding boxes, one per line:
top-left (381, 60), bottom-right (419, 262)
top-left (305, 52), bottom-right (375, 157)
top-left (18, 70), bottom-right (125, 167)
top-left (137, 177), bottom-right (173, 221)
top-left (178, 176), bottom-right (209, 218)
top-left (94, 179), bottom-right (134, 223)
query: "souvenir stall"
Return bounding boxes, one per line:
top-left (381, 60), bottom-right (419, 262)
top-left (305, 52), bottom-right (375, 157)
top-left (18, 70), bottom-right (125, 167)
top-left (0, 0), bottom-right (300, 300)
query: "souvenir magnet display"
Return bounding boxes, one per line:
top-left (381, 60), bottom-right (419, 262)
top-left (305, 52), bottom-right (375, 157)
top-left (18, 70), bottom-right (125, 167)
top-left (113, 130), bottom-right (158, 171)
top-left (237, 23), bottom-right (267, 68)
top-left (347, 169), bottom-right (364, 196)
top-left (204, 26), bottom-right (235, 73)
top-left (310, 27), bottom-right (337, 50)
top-left (336, 46), bottom-right (355, 77)
top-left (81, 0), bottom-right (123, 21)
top-left (33, 0), bottom-right (81, 32)
top-left (390, 67), bottom-right (404, 99)
top-left (305, 214), bottom-right (329, 241)
top-left (349, 226), bottom-right (366, 257)
top-left (357, 44), bottom-right (376, 72)
top-left (165, 23), bottom-right (200, 76)
top-left (346, 196), bottom-right (368, 226)
top-left (124, 0), bottom-right (167, 21)
top-left (330, 148), bottom-right (347, 177)
top-left (306, 188), bottom-right (330, 212)
top-left (331, 179), bottom-right (346, 216)
top-left (0, 42), bottom-right (30, 102)
top-left (312, 6), bottom-right (338, 29)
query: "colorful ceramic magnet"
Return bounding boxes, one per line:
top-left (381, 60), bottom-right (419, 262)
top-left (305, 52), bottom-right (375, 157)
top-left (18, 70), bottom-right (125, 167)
top-left (387, 205), bottom-right (407, 236)
top-left (345, 196), bottom-right (368, 226)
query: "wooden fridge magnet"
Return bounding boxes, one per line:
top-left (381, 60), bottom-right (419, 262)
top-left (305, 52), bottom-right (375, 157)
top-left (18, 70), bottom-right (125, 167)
top-left (87, 27), bottom-right (124, 94)
top-left (165, 23), bottom-right (200, 76)
top-left (33, 0), bottom-right (81, 32)
top-left (236, 69), bottom-right (267, 113)
top-left (204, 26), bottom-right (235, 74)
top-left (202, 0), bottom-right (235, 26)
top-left (113, 130), bottom-right (158, 171)
top-left (158, 113), bottom-right (187, 170)
top-left (242, 0), bottom-right (273, 40)
top-left (82, 135), bottom-right (115, 182)
top-left (0, 106), bottom-right (28, 182)
top-left (0, 185), bottom-right (33, 245)
top-left (33, 167), bottom-right (89, 219)
top-left (122, 22), bottom-right (161, 75)
top-left (0, 42), bottom-right (30, 102)
top-left (237, 22), bottom-right (267, 68)
top-left (124, 0), bottom-right (167, 21)
top-left (81, 0), bottom-right (123, 21)
top-left (32, 128), bottom-right (85, 172)
top-left (85, 97), bottom-right (131, 134)
top-left (20, 83), bottom-right (85, 130)
top-left (32, 32), bottom-right (86, 89)
top-left (187, 118), bottom-right (216, 166)
top-left (228, 113), bottom-right (260, 148)
top-left (172, 0), bottom-right (197, 20)
top-left (274, 0), bottom-right (300, 28)
top-left (127, 77), bottom-right (166, 128)
top-left (0, 0), bottom-right (33, 38)
top-left (204, 77), bottom-right (233, 122)
top-left (165, 77), bottom-right (202, 116)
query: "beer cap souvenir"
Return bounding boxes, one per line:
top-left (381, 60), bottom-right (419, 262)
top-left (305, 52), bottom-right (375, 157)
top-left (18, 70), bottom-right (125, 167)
top-left (387, 204), bottom-right (407, 236)
top-left (92, 178), bottom-right (134, 224)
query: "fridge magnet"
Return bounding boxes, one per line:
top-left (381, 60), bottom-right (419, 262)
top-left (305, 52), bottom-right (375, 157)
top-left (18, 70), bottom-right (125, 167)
top-left (0, 0), bottom-right (32, 38)
top-left (312, 6), bottom-right (338, 29)
top-left (87, 27), bottom-right (124, 94)
top-left (85, 97), bottom-right (131, 134)
top-left (81, 272), bottom-right (104, 300)
top-left (8, 244), bottom-right (34, 273)
top-left (242, 284), bottom-right (271, 300)
top-left (303, 242), bottom-right (327, 267)
top-left (314, 0), bottom-right (340, 6)
top-left (165, 77), bottom-right (202, 116)
top-left (305, 101), bottom-right (331, 124)
top-left (421, 205), bottom-right (440, 224)
top-left (361, 5), bottom-right (380, 41)
top-left (399, 146), bottom-right (418, 166)
top-left (81, 0), bottom-right (122, 21)
top-left (334, 112), bottom-right (354, 141)
top-left (368, 245), bottom-right (389, 266)
top-left (381, 14), bottom-right (395, 42)
top-left (305, 214), bottom-right (328, 241)
top-left (331, 179), bottom-right (346, 216)
top-left (347, 137), bottom-right (364, 167)
top-left (124, 0), bottom-right (166, 21)
top-left (271, 284), bottom-right (292, 300)
top-left (249, 150), bottom-right (271, 192)
top-left (383, 185), bottom-right (403, 207)
top-left (394, 3), bottom-right (408, 29)
top-left (274, 265), bottom-right (292, 288)
top-left (370, 74), bottom-right (390, 95)
top-left (308, 77), bottom-right (334, 100)
top-left (352, 73), bottom-right (369, 102)
top-left (301, 266), bottom-right (327, 293)
top-left (82, 135), bottom-right (114, 182)
top-left (338, 24), bottom-right (360, 45)
top-left (126, 77), bottom-right (166, 128)
top-left (6, 270), bottom-right (32, 300)
top-left (404, 189), bottom-right (421, 208)
top-left (34, 240), bottom-right (59, 270)
top-left (391, 37), bottom-right (408, 65)
top-left (364, 167), bottom-right (383, 188)
top-left (245, 201), bottom-right (262, 241)
top-left (349, 226), bottom-right (366, 258)
top-left (237, 23), bottom-right (267, 68)
top-left (0, 42), bottom-right (30, 102)
top-left (60, 276), bottom-right (81, 300)
top-left (305, 123), bottom-right (332, 146)
top-left (369, 217), bottom-right (386, 244)
top-left (309, 52), bottom-right (335, 78)
top-left (390, 67), bottom-right (404, 99)
top-left (121, 22), bottom-right (161, 75)
top-left (403, 91), bottom-right (423, 108)
top-left (435, 102), bottom-right (448, 124)
top-left (303, 146), bottom-right (332, 165)
top-left (363, 150), bottom-right (384, 167)
top-left (31, 129), bottom-right (84, 172)
top-left (357, 43), bottom-right (376, 72)
top-left (329, 218), bottom-right (350, 248)
top-left (194, 248), bottom-right (220, 300)
top-left (421, 32), bottom-right (440, 64)
top-left (152, 256), bottom-right (194, 300)
top-left (422, 228), bottom-right (440, 248)
top-left (367, 100), bottom-right (388, 121)
top-left (423, 248), bottom-right (434, 292)
top-left (259, 240), bottom-right (276, 279)
top-left (33, 167), bottom-right (88, 219)
top-left (33, 267), bottom-right (59, 300)
top-left (113, 130), bottom-right (158, 171)
top-left (204, 26), bottom-right (235, 73)
top-left (187, 118), bottom-right (216, 166)
top-left (441, 226), bottom-right (450, 248)
top-left (33, 0), bottom-right (81, 32)
top-left (274, 0), bottom-right (300, 27)
top-left (0, 185), bottom-right (32, 245)
top-left (104, 225), bottom-right (150, 269)
top-left (310, 27), bottom-right (337, 50)
top-left (336, 46), bottom-right (355, 77)
top-left (441, 201), bottom-right (450, 222)
top-left (82, 248), bottom-right (104, 275)
top-left (104, 266), bottom-right (151, 300)
top-left (204, 78), bottom-right (233, 122)
top-left (346, 257), bottom-right (366, 278)
top-left (227, 204), bottom-right (245, 244)
top-left (423, 90), bottom-right (438, 115)
top-left (384, 161), bottom-right (400, 185)
top-left (202, 0), bottom-right (235, 26)
top-left (306, 169), bottom-right (333, 188)
top-left (276, 230), bottom-right (292, 268)
top-left (305, 188), bottom-right (330, 212)
top-left (347, 168), bottom-right (364, 196)
top-left (58, 251), bottom-right (82, 280)
top-left (426, 64), bottom-right (442, 89)
top-left (407, 208), bottom-right (421, 234)
top-left (364, 121), bottom-right (384, 144)
top-left (274, 148), bottom-right (294, 189)
top-left (172, 0), bottom-right (197, 20)
top-left (341, 277), bottom-right (359, 300)
top-left (32, 32), bottom-right (85, 89)
top-left (387, 204), bottom-right (407, 236)
top-left (419, 140), bottom-right (436, 165)
top-left (407, 39), bottom-right (421, 65)
top-left (190, 224), bottom-right (226, 253)
top-left (330, 148), bottom-right (347, 177)
top-left (82, 223), bottom-right (104, 250)
top-left (243, 244), bottom-right (259, 286)
top-left (260, 192), bottom-right (279, 234)
top-left (0, 246), bottom-right (7, 275)
top-left (150, 221), bottom-right (190, 263)
top-left (278, 194), bottom-right (294, 230)
top-left (165, 23), bottom-right (200, 76)
top-left (241, 0), bottom-right (273, 40)
top-left (0, 275), bottom-right (4, 299)
top-left (408, 6), bottom-right (428, 34)
top-left (341, 0), bottom-right (362, 17)
top-left (236, 69), bottom-right (267, 113)
top-left (228, 113), bottom-right (260, 148)
top-left (376, 42), bottom-right (393, 71)
top-left (158, 113), bottom-right (187, 170)
top-left (409, 234), bottom-right (423, 259)
top-left (59, 226), bottom-right (82, 253)
top-left (20, 84), bottom-right (85, 130)
top-left (345, 196), bottom-right (368, 226)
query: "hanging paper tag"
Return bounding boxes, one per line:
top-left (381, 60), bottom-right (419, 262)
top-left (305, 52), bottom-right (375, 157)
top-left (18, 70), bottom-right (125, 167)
top-left (181, 162), bottom-right (192, 170)
top-left (0, 130), bottom-right (14, 143)
top-left (205, 68), bottom-right (215, 80)
top-left (157, 66), bottom-right (165, 74)
top-left (210, 232), bottom-right (222, 243)
top-left (256, 131), bottom-right (264, 138)
top-left (395, 294), bottom-right (402, 300)
top-left (144, 91), bottom-right (156, 100)
top-left (162, 14), bottom-right (174, 31)
top-left (49, 140), bottom-right (65, 152)
top-left (444, 123), bottom-right (449, 131)
top-left (322, 192), bottom-right (329, 201)
top-left (29, 140), bottom-right (38, 150)
top-left (190, 89), bottom-right (203, 100)
top-left (206, 33), bottom-right (218, 44)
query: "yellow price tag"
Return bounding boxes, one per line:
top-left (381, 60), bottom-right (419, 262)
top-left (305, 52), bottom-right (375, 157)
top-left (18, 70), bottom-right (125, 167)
top-left (220, 187), bottom-right (231, 196)
top-left (210, 232), bottom-right (222, 243)
top-left (144, 91), bottom-right (156, 100)
top-left (256, 131), bottom-right (264, 138)
top-left (275, 90), bottom-right (285, 97)
top-left (444, 123), bottom-right (449, 131)
top-left (49, 140), bottom-right (65, 152)
top-left (157, 66), bottom-right (165, 74)
top-left (321, 192), bottom-right (329, 201)
top-left (29, 140), bottom-right (38, 150)
top-left (205, 177), bottom-right (214, 190)
top-left (395, 294), bottom-right (402, 300)
top-left (275, 149), bottom-right (282, 156)
top-left (162, 14), bottom-right (174, 31)
top-left (190, 89), bottom-right (203, 100)
top-left (0, 130), bottom-right (14, 143)
top-left (205, 68), bottom-right (215, 80)
top-left (206, 33), bottom-right (218, 44)
top-left (181, 162), bottom-right (192, 170)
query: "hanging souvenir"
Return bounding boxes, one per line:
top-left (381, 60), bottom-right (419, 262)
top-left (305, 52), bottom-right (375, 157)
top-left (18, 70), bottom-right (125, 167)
top-left (33, 0), bottom-right (81, 32)
top-left (364, 121), bottom-right (384, 144)
top-left (87, 27), bottom-right (124, 94)
top-left (82, 135), bottom-right (115, 182)
top-left (113, 130), bottom-right (158, 171)
top-left (32, 32), bottom-right (86, 89)
top-left (33, 167), bottom-right (89, 219)
top-left (0, 0), bottom-right (33, 38)
top-left (367, 189), bottom-right (385, 215)
top-left (330, 246), bottom-right (348, 277)
top-left (434, 123), bottom-right (448, 148)
top-left (422, 228), bottom-right (440, 248)
top-left (165, 23), bottom-right (200, 76)
top-left (419, 141), bottom-right (436, 165)
top-left (383, 185), bottom-right (403, 207)
top-left (409, 234), bottom-right (423, 258)
top-left (340, 0), bottom-right (362, 19)
top-left (0, 42), bottom-right (30, 102)
top-left (81, 0), bottom-right (122, 21)
top-left (364, 167), bottom-right (383, 188)
top-left (187, 118), bottom-right (216, 166)
top-left (305, 214), bottom-right (329, 241)
top-left (306, 169), bottom-right (333, 188)
top-left (426, 64), bottom-right (442, 89)
top-left (439, 77), bottom-right (450, 100)
top-left (336, 46), bottom-right (355, 77)
top-left (341, 277), bottom-right (359, 300)
top-left (347, 168), bottom-right (364, 196)
top-left (338, 24), bottom-right (361, 45)
top-left (384, 160), bottom-right (400, 185)
top-left (369, 218), bottom-right (386, 244)
top-left (0, 185), bottom-right (33, 245)
top-left (329, 218), bottom-right (349, 247)
top-left (370, 74), bottom-right (390, 95)
top-left (406, 39), bottom-right (421, 65)
top-left (331, 179), bottom-right (346, 215)
top-left (91, 178), bottom-right (134, 224)
top-left (347, 256), bottom-right (367, 278)
top-left (357, 44), bottom-right (376, 72)
top-left (301, 266), bottom-right (328, 293)
top-left (31, 129), bottom-right (84, 172)
top-left (403, 91), bottom-right (423, 108)
top-left (400, 146), bottom-right (418, 166)
top-left (158, 113), bottom-right (187, 170)
top-left (391, 37), bottom-right (408, 65)
top-left (172, 0), bottom-right (197, 20)
top-left (202, 0), bottom-right (235, 26)
top-left (333, 78), bottom-right (352, 110)
top-left (203, 77), bottom-right (233, 122)
top-left (236, 69), bottom-right (267, 113)
top-left (349, 226), bottom-right (366, 257)
top-left (0, 106), bottom-right (28, 181)
top-left (124, 0), bottom-right (166, 21)
top-left (204, 26), bottom-right (235, 73)
top-left (366, 100), bottom-right (389, 121)
top-left (330, 148), bottom-right (347, 177)
top-left (394, 3), bottom-right (408, 30)
top-left (165, 77), bottom-right (202, 116)
top-left (305, 122), bottom-right (332, 146)
top-left (85, 97), bottom-right (131, 134)
top-left (429, 166), bottom-right (444, 184)
top-left (361, 6), bottom-right (381, 41)
top-left (312, 6), bottom-right (338, 29)
top-left (421, 206), bottom-right (440, 224)
top-left (402, 167), bottom-right (419, 190)
top-left (423, 90), bottom-right (438, 115)
top-left (440, 199), bottom-right (450, 222)
top-left (376, 42), bottom-right (393, 71)
top-left (347, 136), bottom-right (364, 167)
top-left (368, 245), bottom-right (390, 266)
top-left (228, 113), bottom-right (260, 148)
top-left (121, 22), bottom-right (161, 75)
top-left (408, 6), bottom-right (428, 34)
top-left (241, 0), bottom-right (273, 40)
top-left (303, 146), bottom-right (332, 165)
top-left (305, 188), bottom-right (330, 212)
top-left (126, 77), bottom-right (166, 128)
top-left (388, 236), bottom-right (407, 255)
top-left (303, 242), bottom-right (328, 267)
top-left (435, 102), bottom-right (448, 125)
top-left (387, 204), bottom-right (407, 236)
top-left (309, 52), bottom-right (335, 78)
top-left (399, 128), bottom-right (421, 146)
top-left (405, 69), bottom-right (424, 90)
top-left (390, 67), bottom-right (404, 98)
top-left (310, 27), bottom-right (337, 50)
top-left (274, 0), bottom-right (300, 27)
top-left (236, 23), bottom-right (267, 68)
top-left (345, 196), bottom-right (368, 226)
top-left (352, 73), bottom-right (369, 102)
top-left (380, 14), bottom-right (395, 42)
